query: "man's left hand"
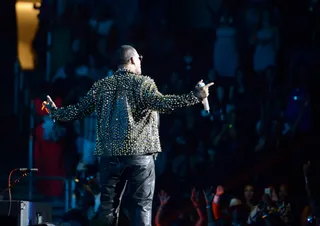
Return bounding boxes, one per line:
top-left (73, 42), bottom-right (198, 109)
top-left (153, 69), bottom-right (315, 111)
top-left (195, 80), bottom-right (214, 100)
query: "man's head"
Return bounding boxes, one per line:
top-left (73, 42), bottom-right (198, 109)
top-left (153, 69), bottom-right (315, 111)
top-left (116, 45), bottom-right (142, 74)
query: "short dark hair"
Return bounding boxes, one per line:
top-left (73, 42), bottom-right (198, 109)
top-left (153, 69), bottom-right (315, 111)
top-left (116, 45), bottom-right (136, 65)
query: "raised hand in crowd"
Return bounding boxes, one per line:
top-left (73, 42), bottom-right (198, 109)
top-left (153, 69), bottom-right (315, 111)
top-left (158, 190), bottom-right (170, 206)
top-left (191, 188), bottom-right (202, 208)
top-left (203, 187), bottom-right (216, 225)
top-left (155, 190), bottom-right (171, 226)
top-left (191, 188), bottom-right (206, 226)
top-left (203, 187), bottom-right (215, 205)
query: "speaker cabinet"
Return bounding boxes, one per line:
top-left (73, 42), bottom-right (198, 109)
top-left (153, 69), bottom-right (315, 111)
top-left (0, 201), bottom-right (52, 226)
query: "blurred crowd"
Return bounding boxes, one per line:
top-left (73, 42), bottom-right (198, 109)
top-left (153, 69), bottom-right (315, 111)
top-left (29, 0), bottom-right (320, 225)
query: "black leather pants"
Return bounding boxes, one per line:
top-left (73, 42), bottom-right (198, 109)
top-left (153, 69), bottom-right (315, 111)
top-left (93, 154), bottom-right (155, 226)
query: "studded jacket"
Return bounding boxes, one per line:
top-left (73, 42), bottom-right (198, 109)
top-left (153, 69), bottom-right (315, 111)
top-left (51, 69), bottom-right (201, 156)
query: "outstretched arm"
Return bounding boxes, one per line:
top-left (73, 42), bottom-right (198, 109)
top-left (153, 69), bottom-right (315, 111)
top-left (191, 188), bottom-right (206, 226)
top-left (140, 78), bottom-right (213, 113)
top-left (45, 86), bottom-right (96, 121)
top-left (203, 188), bottom-right (216, 225)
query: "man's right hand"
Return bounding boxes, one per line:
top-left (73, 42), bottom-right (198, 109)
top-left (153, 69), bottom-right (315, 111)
top-left (42, 95), bottom-right (57, 113)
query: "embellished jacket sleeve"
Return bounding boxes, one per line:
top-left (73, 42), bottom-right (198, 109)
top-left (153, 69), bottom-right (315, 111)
top-left (51, 85), bottom-right (96, 121)
top-left (140, 78), bottom-right (200, 113)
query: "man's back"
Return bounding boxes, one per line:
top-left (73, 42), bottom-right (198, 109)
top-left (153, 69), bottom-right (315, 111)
top-left (93, 69), bottom-right (161, 156)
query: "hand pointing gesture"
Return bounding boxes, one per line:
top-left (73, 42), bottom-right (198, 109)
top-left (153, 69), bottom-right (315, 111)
top-left (195, 80), bottom-right (215, 100)
top-left (42, 95), bottom-right (57, 113)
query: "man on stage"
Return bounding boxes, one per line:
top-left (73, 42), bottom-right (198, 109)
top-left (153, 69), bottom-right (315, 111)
top-left (43, 45), bottom-right (214, 226)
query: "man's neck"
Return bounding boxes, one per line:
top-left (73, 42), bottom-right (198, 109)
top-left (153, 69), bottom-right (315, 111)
top-left (118, 66), bottom-right (135, 74)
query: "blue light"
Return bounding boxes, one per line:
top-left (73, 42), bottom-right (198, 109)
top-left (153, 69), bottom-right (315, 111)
top-left (293, 96), bottom-right (298, 100)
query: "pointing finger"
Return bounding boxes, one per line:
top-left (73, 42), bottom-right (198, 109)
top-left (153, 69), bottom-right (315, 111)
top-left (47, 95), bottom-right (53, 103)
top-left (205, 82), bottom-right (215, 88)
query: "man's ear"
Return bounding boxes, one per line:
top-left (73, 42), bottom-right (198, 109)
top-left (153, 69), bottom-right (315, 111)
top-left (129, 57), bottom-right (134, 65)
